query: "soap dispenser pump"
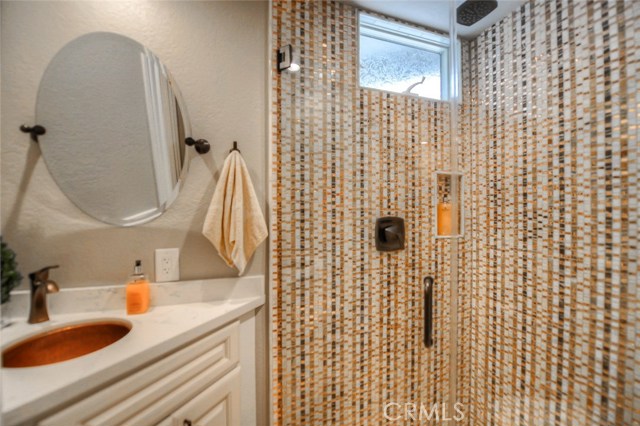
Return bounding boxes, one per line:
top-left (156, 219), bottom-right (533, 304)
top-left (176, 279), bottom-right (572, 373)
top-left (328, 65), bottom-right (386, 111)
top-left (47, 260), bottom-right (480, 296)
top-left (126, 260), bottom-right (150, 315)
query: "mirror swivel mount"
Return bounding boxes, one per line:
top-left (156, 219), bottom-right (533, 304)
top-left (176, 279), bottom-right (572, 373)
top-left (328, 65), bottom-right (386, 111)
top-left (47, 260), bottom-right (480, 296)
top-left (185, 137), bottom-right (210, 154)
top-left (20, 124), bottom-right (46, 143)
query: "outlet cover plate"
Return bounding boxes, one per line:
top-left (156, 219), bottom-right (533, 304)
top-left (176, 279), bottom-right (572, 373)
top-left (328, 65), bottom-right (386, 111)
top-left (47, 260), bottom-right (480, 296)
top-left (155, 248), bottom-right (180, 282)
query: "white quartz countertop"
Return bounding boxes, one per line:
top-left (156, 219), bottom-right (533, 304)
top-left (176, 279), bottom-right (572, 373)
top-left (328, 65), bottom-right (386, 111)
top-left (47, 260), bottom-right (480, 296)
top-left (1, 276), bottom-right (265, 426)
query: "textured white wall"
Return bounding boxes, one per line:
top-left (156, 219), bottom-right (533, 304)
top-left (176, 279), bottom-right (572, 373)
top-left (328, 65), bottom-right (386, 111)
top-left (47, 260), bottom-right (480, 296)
top-left (1, 1), bottom-right (269, 288)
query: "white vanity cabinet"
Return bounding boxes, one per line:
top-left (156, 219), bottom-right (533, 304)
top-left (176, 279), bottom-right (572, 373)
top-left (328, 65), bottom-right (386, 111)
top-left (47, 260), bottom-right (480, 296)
top-left (3, 277), bottom-right (263, 426)
top-left (38, 321), bottom-right (243, 426)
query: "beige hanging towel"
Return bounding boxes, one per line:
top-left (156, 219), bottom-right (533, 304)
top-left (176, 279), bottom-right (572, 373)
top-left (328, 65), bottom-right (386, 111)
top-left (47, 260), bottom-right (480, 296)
top-left (202, 151), bottom-right (268, 275)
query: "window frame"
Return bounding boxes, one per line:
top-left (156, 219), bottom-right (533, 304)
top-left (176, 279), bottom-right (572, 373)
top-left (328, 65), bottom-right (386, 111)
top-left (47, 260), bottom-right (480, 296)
top-left (357, 12), bottom-right (451, 101)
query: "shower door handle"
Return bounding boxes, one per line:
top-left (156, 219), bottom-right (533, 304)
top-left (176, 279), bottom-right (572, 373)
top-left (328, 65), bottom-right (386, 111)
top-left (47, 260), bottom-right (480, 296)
top-left (424, 276), bottom-right (434, 348)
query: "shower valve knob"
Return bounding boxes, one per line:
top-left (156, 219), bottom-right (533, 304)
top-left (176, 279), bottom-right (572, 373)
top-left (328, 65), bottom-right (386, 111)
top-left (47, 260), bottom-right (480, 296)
top-left (375, 217), bottom-right (405, 251)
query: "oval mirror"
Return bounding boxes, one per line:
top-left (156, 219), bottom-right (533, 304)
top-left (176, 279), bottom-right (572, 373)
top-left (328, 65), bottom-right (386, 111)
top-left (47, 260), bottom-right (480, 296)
top-left (36, 32), bottom-right (190, 226)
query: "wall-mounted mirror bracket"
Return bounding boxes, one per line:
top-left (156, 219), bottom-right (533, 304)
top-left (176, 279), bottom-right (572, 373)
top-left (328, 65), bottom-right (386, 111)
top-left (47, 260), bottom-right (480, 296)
top-left (185, 137), bottom-right (210, 154)
top-left (20, 124), bottom-right (46, 143)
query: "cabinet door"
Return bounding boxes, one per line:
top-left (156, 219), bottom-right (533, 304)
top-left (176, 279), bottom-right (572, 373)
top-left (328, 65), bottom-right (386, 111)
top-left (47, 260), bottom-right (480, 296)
top-left (39, 322), bottom-right (239, 426)
top-left (169, 367), bottom-right (240, 426)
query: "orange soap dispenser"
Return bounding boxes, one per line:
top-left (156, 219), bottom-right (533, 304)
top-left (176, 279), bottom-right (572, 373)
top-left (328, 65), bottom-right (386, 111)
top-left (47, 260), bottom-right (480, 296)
top-left (126, 260), bottom-right (150, 315)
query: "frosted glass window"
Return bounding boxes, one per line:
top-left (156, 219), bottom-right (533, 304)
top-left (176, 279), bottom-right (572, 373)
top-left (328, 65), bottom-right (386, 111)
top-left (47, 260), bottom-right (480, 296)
top-left (359, 13), bottom-right (449, 100)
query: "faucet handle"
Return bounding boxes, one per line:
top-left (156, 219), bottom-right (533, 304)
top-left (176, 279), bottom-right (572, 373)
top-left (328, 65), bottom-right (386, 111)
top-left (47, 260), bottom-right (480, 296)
top-left (29, 265), bottom-right (60, 284)
top-left (27, 265), bottom-right (59, 324)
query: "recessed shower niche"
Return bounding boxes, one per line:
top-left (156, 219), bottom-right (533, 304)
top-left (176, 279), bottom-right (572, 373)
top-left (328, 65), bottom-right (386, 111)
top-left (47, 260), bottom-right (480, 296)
top-left (434, 171), bottom-right (463, 238)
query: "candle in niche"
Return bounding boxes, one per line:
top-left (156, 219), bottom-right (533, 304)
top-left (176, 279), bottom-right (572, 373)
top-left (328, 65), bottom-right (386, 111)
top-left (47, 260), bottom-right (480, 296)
top-left (437, 202), bottom-right (456, 236)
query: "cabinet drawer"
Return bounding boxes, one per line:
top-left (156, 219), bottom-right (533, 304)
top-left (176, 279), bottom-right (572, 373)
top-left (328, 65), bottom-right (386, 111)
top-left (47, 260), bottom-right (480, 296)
top-left (167, 367), bottom-right (240, 426)
top-left (39, 321), bottom-right (239, 426)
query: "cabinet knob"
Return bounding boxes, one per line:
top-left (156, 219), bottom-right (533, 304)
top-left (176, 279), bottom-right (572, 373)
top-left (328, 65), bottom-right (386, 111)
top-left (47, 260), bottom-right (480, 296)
top-left (183, 420), bottom-right (192, 426)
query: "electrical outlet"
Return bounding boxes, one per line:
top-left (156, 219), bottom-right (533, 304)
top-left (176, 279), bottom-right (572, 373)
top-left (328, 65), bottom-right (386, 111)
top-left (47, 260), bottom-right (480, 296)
top-left (155, 248), bottom-right (180, 282)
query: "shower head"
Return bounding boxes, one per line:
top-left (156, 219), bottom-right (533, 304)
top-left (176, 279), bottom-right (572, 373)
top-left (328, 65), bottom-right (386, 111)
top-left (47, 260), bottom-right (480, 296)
top-left (457, 0), bottom-right (498, 26)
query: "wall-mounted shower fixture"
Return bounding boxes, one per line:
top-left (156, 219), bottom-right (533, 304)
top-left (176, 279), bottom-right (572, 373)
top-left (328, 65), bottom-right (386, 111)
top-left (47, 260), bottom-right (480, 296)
top-left (375, 217), bottom-right (405, 251)
top-left (277, 45), bottom-right (300, 72)
top-left (457, 0), bottom-right (498, 26)
top-left (434, 172), bottom-right (464, 238)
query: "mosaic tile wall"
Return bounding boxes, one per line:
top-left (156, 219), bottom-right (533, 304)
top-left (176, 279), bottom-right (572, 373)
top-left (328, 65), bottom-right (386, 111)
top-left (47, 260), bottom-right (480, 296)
top-left (271, 1), bottom-right (455, 424)
top-left (460, 0), bottom-right (639, 424)
top-left (272, 0), bottom-right (638, 425)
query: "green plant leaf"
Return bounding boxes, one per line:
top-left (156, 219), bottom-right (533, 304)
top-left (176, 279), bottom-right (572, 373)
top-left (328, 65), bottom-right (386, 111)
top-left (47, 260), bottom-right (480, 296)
top-left (1, 237), bottom-right (23, 304)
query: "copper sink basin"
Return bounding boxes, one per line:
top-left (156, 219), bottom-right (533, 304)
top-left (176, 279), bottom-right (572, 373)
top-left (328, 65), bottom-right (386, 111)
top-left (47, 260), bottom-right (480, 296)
top-left (2, 320), bottom-right (132, 368)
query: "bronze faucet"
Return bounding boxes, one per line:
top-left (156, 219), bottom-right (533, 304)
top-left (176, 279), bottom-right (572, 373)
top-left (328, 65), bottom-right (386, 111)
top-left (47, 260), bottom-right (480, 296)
top-left (28, 265), bottom-right (60, 324)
